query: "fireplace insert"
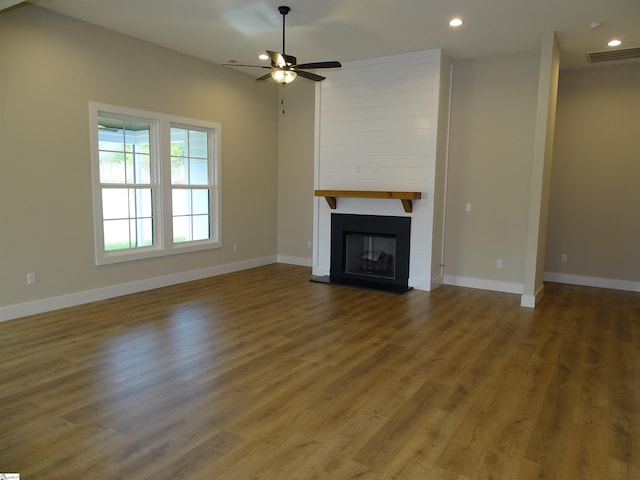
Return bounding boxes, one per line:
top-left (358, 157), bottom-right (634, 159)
top-left (317, 213), bottom-right (411, 293)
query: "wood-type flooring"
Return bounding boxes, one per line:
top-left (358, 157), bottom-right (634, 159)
top-left (1, 264), bottom-right (639, 479)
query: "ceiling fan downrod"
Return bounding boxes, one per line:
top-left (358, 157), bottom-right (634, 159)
top-left (278, 5), bottom-right (290, 57)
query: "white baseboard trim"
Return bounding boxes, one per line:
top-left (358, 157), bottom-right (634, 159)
top-left (406, 276), bottom-right (427, 291)
top-left (443, 275), bottom-right (524, 295)
top-left (544, 272), bottom-right (640, 292)
top-left (312, 265), bottom-right (330, 277)
top-left (520, 284), bottom-right (545, 308)
top-left (0, 256), bottom-right (277, 323)
top-left (277, 255), bottom-right (312, 267)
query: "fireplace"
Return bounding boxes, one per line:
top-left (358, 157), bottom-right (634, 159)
top-left (314, 213), bottom-right (411, 293)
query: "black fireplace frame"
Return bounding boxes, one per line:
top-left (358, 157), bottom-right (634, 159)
top-left (329, 213), bottom-right (411, 293)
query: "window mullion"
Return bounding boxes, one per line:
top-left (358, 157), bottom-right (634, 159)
top-left (158, 119), bottom-right (172, 250)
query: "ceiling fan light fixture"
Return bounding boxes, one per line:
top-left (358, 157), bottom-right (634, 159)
top-left (271, 69), bottom-right (297, 84)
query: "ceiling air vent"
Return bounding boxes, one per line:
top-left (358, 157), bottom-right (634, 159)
top-left (587, 46), bottom-right (640, 63)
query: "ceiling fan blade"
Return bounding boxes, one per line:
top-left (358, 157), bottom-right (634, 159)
top-left (255, 73), bottom-right (273, 82)
top-left (295, 70), bottom-right (326, 82)
top-left (222, 64), bottom-right (271, 69)
top-left (294, 61), bottom-right (342, 70)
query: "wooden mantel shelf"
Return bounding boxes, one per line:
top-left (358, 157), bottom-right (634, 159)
top-left (314, 190), bottom-right (422, 213)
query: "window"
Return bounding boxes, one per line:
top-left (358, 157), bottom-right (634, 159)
top-left (170, 126), bottom-right (211, 243)
top-left (97, 116), bottom-right (155, 252)
top-left (90, 103), bottom-right (220, 265)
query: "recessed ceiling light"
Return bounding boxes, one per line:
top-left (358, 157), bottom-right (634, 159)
top-left (258, 53), bottom-right (269, 60)
top-left (608, 39), bottom-right (622, 47)
top-left (449, 18), bottom-right (463, 27)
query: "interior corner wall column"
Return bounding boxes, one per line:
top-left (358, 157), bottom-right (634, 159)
top-left (521, 31), bottom-right (560, 308)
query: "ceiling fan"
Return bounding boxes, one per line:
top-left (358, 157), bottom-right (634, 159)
top-left (224, 5), bottom-right (341, 84)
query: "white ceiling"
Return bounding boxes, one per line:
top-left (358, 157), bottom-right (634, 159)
top-left (17, 0), bottom-right (640, 73)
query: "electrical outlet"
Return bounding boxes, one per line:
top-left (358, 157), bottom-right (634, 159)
top-left (27, 272), bottom-right (36, 285)
top-left (496, 259), bottom-right (503, 269)
top-left (561, 253), bottom-right (568, 263)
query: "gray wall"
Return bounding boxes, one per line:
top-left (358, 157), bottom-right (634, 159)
top-left (277, 81), bottom-right (316, 264)
top-left (545, 63), bottom-right (640, 287)
top-left (0, 6), bottom-right (279, 311)
top-left (444, 51), bottom-right (541, 292)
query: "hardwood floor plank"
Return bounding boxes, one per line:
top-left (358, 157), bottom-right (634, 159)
top-left (352, 381), bottom-right (453, 470)
top-left (434, 384), bottom-right (530, 478)
top-left (141, 430), bottom-right (243, 480)
top-left (523, 371), bottom-right (578, 465)
top-left (609, 458), bottom-right (640, 479)
top-left (374, 408), bottom-right (461, 478)
top-left (560, 421), bottom-right (609, 479)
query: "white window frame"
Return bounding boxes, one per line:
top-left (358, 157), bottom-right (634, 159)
top-left (89, 102), bottom-right (221, 265)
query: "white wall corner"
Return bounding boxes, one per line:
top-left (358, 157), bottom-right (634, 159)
top-left (521, 283), bottom-right (545, 308)
top-left (522, 31), bottom-right (560, 302)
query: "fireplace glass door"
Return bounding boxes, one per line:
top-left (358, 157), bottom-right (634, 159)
top-left (328, 213), bottom-right (411, 293)
top-left (344, 233), bottom-right (396, 280)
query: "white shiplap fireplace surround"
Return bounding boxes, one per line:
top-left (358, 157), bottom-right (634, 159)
top-left (312, 49), bottom-right (452, 291)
